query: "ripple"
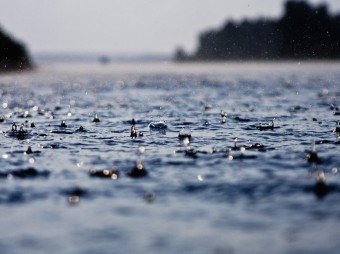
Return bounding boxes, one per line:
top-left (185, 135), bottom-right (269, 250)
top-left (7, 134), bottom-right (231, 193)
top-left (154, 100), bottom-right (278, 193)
top-left (1, 62), bottom-right (340, 254)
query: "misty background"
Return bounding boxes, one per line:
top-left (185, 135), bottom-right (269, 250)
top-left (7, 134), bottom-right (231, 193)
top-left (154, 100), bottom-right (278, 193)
top-left (1, 0), bottom-right (340, 62)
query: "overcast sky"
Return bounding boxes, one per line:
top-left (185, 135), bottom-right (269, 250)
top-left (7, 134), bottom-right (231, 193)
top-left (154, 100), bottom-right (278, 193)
top-left (1, 0), bottom-right (340, 56)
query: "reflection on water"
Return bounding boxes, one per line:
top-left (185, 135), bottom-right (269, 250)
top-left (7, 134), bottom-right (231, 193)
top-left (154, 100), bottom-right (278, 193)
top-left (1, 62), bottom-right (340, 254)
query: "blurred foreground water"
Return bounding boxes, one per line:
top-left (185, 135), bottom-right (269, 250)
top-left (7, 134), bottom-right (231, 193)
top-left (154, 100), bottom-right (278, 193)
top-left (1, 61), bottom-right (340, 254)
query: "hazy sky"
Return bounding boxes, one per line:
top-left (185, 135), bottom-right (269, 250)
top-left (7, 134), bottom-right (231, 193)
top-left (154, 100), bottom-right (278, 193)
top-left (1, 0), bottom-right (340, 56)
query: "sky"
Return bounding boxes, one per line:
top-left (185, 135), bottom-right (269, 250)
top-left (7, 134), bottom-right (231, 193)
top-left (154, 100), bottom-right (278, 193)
top-left (1, 0), bottom-right (340, 56)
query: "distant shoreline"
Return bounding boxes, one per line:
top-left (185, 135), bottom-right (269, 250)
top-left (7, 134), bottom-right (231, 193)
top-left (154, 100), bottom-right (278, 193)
top-left (175, 0), bottom-right (340, 62)
top-left (0, 25), bottom-right (32, 73)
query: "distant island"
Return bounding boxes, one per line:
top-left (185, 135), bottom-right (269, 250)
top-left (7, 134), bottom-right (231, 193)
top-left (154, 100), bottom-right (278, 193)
top-left (0, 25), bottom-right (32, 72)
top-left (175, 0), bottom-right (340, 61)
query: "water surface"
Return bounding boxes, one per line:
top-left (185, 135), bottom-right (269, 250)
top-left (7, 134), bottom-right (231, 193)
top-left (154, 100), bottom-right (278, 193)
top-left (1, 61), bottom-right (340, 254)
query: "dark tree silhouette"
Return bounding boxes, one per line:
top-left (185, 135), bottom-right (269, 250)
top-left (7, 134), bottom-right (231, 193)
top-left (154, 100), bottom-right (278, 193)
top-left (0, 26), bottom-right (32, 72)
top-left (176, 0), bottom-right (340, 61)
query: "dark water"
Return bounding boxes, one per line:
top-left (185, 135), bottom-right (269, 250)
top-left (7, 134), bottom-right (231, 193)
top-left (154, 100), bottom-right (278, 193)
top-left (1, 62), bottom-right (340, 254)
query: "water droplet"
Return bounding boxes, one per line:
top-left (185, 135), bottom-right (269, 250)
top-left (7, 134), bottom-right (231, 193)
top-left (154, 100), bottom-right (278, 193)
top-left (139, 146), bottom-right (145, 154)
top-left (68, 196), bottom-right (80, 205)
top-left (332, 168), bottom-right (338, 175)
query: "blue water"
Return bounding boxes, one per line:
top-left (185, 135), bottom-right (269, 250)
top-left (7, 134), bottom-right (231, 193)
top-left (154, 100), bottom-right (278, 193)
top-left (0, 61), bottom-right (340, 254)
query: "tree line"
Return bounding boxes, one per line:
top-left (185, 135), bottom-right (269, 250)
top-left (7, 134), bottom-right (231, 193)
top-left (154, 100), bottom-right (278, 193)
top-left (0, 26), bottom-right (31, 72)
top-left (175, 0), bottom-right (340, 61)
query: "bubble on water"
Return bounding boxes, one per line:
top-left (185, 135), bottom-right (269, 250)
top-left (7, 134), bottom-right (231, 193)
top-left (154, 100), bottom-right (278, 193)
top-left (29, 158), bottom-right (35, 164)
top-left (2, 102), bottom-right (8, 108)
top-left (2, 154), bottom-right (9, 159)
